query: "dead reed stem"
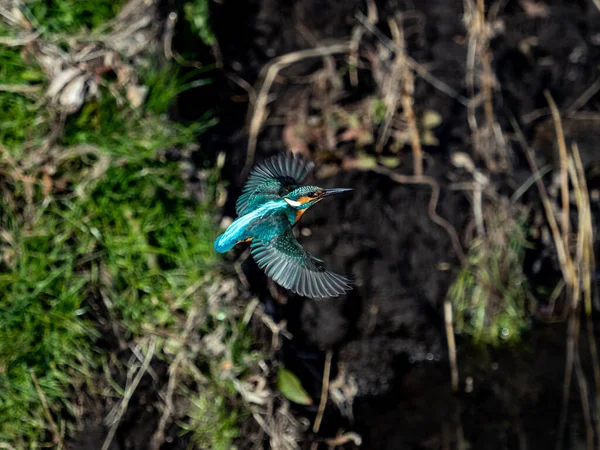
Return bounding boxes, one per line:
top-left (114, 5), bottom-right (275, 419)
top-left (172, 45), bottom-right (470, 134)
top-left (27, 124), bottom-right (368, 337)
top-left (313, 350), bottom-right (333, 433)
top-left (510, 113), bottom-right (598, 449)
top-left (389, 15), bottom-right (423, 175)
top-left (544, 91), bottom-right (571, 259)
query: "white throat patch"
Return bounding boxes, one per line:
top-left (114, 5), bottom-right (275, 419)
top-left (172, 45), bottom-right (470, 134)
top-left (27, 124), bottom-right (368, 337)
top-left (284, 198), bottom-right (302, 207)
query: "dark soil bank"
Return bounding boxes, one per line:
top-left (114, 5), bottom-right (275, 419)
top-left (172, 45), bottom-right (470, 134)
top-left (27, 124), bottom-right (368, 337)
top-left (187, 0), bottom-right (600, 449)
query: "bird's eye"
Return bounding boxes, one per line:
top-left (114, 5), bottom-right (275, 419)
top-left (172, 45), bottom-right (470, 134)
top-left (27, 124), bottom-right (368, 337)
top-left (310, 192), bottom-right (320, 198)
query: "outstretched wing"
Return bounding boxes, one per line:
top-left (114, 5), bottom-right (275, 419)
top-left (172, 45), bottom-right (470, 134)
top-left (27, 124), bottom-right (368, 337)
top-left (250, 226), bottom-right (352, 298)
top-left (236, 152), bottom-right (314, 216)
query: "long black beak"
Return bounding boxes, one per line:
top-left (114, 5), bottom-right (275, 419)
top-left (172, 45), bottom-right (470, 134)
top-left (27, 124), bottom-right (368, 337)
top-left (321, 188), bottom-right (354, 198)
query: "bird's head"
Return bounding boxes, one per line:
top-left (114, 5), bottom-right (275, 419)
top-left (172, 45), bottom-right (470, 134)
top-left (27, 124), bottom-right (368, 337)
top-left (283, 186), bottom-right (353, 210)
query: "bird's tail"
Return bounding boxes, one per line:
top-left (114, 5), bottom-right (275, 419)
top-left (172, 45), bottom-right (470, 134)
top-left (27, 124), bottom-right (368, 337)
top-left (213, 233), bottom-right (234, 253)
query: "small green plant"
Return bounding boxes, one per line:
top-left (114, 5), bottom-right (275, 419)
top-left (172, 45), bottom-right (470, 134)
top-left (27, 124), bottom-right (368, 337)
top-left (184, 0), bottom-right (216, 46)
top-left (450, 204), bottom-right (533, 346)
top-left (184, 393), bottom-right (240, 450)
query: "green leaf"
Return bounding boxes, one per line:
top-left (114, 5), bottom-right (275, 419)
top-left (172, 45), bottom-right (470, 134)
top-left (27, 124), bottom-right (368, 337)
top-left (277, 367), bottom-right (313, 405)
top-left (422, 109), bottom-right (442, 129)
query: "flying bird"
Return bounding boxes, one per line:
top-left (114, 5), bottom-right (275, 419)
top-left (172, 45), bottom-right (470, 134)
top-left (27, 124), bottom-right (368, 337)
top-left (214, 152), bottom-right (353, 298)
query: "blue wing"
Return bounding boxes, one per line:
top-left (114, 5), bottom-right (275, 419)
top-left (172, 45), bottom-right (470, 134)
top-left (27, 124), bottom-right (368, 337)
top-left (250, 225), bottom-right (353, 298)
top-left (236, 152), bottom-right (314, 216)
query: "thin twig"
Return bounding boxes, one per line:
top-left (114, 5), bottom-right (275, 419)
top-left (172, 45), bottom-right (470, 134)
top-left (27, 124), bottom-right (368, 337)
top-left (102, 339), bottom-right (156, 450)
top-left (566, 76), bottom-right (600, 116)
top-left (244, 43), bottom-right (351, 178)
top-left (510, 165), bottom-right (552, 203)
top-left (313, 351), bottom-right (333, 433)
top-left (445, 300), bottom-right (459, 392)
top-left (31, 371), bottom-right (64, 450)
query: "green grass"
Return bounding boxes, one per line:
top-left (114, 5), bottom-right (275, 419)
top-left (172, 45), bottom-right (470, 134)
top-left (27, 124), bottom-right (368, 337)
top-left (24, 0), bottom-right (126, 34)
top-left (0, 102), bottom-right (220, 446)
top-left (0, 47), bottom-right (48, 151)
top-left (0, 0), bottom-right (236, 446)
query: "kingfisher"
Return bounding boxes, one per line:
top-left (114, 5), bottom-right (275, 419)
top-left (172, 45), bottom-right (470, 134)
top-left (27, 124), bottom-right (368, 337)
top-left (214, 152), bottom-right (353, 298)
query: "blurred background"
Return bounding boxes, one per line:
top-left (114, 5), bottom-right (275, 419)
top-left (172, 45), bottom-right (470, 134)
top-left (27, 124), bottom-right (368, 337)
top-left (1, 0), bottom-right (600, 448)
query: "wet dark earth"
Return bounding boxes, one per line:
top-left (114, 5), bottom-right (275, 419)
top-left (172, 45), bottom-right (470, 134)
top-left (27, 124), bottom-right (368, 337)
top-left (184, 0), bottom-right (600, 449)
top-left (73, 0), bottom-right (600, 448)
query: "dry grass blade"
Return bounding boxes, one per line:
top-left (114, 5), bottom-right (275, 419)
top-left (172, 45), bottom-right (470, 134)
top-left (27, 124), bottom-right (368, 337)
top-left (544, 91), bottom-right (571, 260)
top-left (30, 371), bottom-right (64, 450)
top-left (244, 43), bottom-right (351, 178)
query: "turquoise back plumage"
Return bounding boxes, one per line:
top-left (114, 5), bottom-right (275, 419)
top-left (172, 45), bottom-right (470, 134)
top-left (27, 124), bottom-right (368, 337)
top-left (235, 153), bottom-right (314, 216)
top-left (213, 200), bottom-right (288, 252)
top-left (214, 153), bottom-right (353, 298)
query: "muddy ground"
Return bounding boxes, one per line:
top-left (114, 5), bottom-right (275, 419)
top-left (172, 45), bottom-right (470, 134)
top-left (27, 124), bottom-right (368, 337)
top-left (70, 0), bottom-right (600, 448)
top-left (190, 0), bottom-right (600, 449)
